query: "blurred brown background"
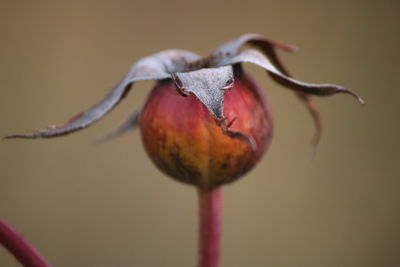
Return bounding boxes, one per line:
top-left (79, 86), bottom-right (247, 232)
top-left (0, 0), bottom-right (399, 266)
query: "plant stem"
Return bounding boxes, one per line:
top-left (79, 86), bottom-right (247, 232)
top-left (0, 218), bottom-right (51, 267)
top-left (197, 187), bottom-right (222, 267)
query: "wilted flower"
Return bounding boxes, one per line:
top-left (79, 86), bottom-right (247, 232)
top-left (5, 34), bottom-right (363, 267)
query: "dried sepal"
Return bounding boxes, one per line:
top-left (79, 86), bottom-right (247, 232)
top-left (297, 93), bottom-right (322, 147)
top-left (246, 39), bottom-right (323, 146)
top-left (221, 49), bottom-right (365, 104)
top-left (97, 106), bottom-right (141, 142)
top-left (211, 33), bottom-right (297, 67)
top-left (4, 50), bottom-right (200, 139)
top-left (172, 66), bottom-right (233, 120)
top-left (211, 34), bottom-right (324, 147)
top-left (131, 50), bottom-right (201, 80)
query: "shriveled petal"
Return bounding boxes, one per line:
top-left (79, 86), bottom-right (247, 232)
top-left (4, 50), bottom-right (201, 139)
top-left (222, 49), bottom-right (365, 104)
top-left (97, 106), bottom-right (141, 142)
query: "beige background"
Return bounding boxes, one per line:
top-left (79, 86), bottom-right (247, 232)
top-left (0, 0), bottom-right (399, 266)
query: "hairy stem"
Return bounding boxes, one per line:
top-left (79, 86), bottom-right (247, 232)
top-left (197, 187), bottom-right (222, 267)
top-left (0, 218), bottom-right (50, 267)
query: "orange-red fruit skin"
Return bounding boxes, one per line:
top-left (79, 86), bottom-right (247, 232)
top-left (139, 68), bottom-right (273, 189)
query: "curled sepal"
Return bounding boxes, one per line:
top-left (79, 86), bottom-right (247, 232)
top-left (172, 65), bottom-right (234, 120)
top-left (4, 50), bottom-right (201, 139)
top-left (222, 49), bottom-right (365, 104)
top-left (210, 33), bottom-right (298, 68)
top-left (97, 106), bottom-right (141, 142)
top-left (210, 34), bottom-right (323, 147)
top-left (297, 93), bottom-right (322, 149)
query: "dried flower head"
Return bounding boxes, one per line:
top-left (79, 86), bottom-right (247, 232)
top-left (4, 33), bottom-right (363, 188)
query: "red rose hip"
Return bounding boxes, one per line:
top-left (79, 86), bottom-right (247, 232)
top-left (140, 67), bottom-right (273, 189)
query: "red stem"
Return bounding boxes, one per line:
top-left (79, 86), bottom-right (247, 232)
top-left (0, 218), bottom-right (51, 267)
top-left (197, 187), bottom-right (222, 267)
